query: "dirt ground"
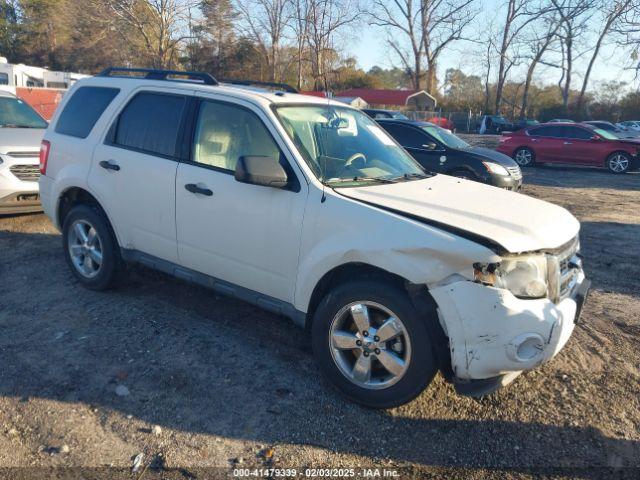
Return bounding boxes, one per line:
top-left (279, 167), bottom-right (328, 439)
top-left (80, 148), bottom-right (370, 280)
top-left (0, 166), bottom-right (639, 479)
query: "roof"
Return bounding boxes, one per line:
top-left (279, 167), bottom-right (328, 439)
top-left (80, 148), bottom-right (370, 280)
top-left (376, 118), bottom-right (437, 128)
top-left (336, 88), bottom-right (437, 106)
top-left (73, 76), bottom-right (348, 109)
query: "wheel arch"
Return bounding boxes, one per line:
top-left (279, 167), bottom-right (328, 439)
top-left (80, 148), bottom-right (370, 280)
top-left (57, 187), bottom-right (121, 245)
top-left (304, 261), bottom-right (454, 380)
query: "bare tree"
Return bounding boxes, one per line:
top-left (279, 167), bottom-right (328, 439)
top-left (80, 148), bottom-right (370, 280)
top-left (369, 0), bottom-right (476, 93)
top-left (421, 0), bottom-right (477, 94)
top-left (306, 0), bottom-right (360, 89)
top-left (550, 0), bottom-right (594, 111)
top-left (236, 0), bottom-right (292, 81)
top-left (105, 0), bottom-right (199, 68)
top-left (576, 0), bottom-right (633, 112)
top-left (368, 0), bottom-right (425, 90)
top-left (291, 0), bottom-right (312, 89)
top-left (520, 13), bottom-right (560, 118)
top-left (494, 0), bottom-right (549, 114)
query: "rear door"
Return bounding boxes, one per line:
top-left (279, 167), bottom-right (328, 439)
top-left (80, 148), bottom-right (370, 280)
top-left (89, 88), bottom-right (192, 263)
top-left (381, 123), bottom-right (445, 172)
top-left (527, 125), bottom-right (564, 162)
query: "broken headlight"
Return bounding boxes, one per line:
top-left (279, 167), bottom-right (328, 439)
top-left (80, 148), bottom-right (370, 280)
top-left (474, 254), bottom-right (549, 299)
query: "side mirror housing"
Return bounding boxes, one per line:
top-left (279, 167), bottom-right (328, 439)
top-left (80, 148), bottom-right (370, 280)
top-left (591, 135), bottom-right (601, 141)
top-left (422, 142), bottom-right (438, 150)
top-left (235, 155), bottom-right (289, 188)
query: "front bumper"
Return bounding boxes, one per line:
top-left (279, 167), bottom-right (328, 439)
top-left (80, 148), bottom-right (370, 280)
top-left (0, 156), bottom-right (42, 214)
top-left (430, 270), bottom-right (589, 392)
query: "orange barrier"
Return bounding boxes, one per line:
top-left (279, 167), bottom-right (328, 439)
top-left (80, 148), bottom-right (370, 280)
top-left (16, 87), bottom-right (65, 120)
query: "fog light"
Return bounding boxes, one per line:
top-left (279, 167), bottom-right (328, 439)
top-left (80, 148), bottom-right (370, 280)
top-left (507, 333), bottom-right (545, 362)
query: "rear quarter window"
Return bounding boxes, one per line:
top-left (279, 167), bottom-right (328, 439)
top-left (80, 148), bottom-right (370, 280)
top-left (55, 87), bottom-right (120, 138)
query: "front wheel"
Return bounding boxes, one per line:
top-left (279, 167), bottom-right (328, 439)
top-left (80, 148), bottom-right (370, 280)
top-left (514, 147), bottom-right (535, 167)
top-left (311, 280), bottom-right (437, 408)
top-left (606, 152), bottom-right (631, 174)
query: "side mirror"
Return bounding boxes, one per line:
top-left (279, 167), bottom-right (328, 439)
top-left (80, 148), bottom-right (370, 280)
top-left (235, 155), bottom-right (289, 188)
top-left (591, 135), bottom-right (601, 141)
top-left (422, 142), bottom-right (438, 150)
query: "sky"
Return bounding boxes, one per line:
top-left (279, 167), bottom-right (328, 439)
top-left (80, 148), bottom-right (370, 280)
top-left (348, 0), bottom-right (635, 92)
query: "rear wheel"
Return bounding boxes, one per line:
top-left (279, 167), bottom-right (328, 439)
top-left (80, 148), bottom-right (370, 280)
top-left (311, 279), bottom-right (437, 408)
top-left (606, 152), bottom-right (631, 174)
top-left (514, 147), bottom-right (535, 167)
top-left (62, 204), bottom-right (122, 290)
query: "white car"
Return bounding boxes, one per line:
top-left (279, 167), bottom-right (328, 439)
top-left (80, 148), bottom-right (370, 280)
top-left (617, 120), bottom-right (640, 132)
top-left (39, 68), bottom-right (590, 408)
top-left (0, 90), bottom-right (48, 214)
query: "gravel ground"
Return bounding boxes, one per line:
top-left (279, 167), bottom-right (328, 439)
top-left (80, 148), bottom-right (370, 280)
top-left (0, 166), bottom-right (638, 479)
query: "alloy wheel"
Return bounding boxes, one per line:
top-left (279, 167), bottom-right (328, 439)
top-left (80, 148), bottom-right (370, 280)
top-left (515, 148), bottom-right (533, 166)
top-left (68, 220), bottom-right (103, 278)
top-left (609, 154), bottom-right (629, 173)
top-left (329, 301), bottom-right (411, 390)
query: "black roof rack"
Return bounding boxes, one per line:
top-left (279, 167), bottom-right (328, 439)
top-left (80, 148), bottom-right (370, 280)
top-left (221, 79), bottom-right (298, 94)
top-left (97, 67), bottom-right (218, 86)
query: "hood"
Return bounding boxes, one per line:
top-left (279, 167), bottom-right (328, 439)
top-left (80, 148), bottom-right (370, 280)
top-left (465, 146), bottom-right (519, 166)
top-left (0, 128), bottom-right (45, 155)
top-left (337, 175), bottom-right (580, 253)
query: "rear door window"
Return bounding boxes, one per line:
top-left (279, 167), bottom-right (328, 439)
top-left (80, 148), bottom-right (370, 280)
top-left (55, 86), bottom-right (120, 138)
top-left (112, 92), bottom-right (186, 157)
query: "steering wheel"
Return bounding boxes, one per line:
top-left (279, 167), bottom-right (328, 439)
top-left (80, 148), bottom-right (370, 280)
top-left (344, 152), bottom-right (366, 167)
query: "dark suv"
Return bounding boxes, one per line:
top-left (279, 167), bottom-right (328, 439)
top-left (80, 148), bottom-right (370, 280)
top-left (378, 119), bottom-right (522, 190)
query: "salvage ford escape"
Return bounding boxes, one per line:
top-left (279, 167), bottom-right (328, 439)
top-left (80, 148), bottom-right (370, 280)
top-left (39, 68), bottom-right (590, 408)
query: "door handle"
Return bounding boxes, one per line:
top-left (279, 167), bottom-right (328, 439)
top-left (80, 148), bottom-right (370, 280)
top-left (185, 183), bottom-right (213, 196)
top-left (99, 160), bottom-right (120, 171)
top-left (564, 142), bottom-right (572, 145)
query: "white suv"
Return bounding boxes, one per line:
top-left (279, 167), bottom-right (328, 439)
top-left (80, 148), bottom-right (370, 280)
top-left (0, 90), bottom-right (48, 214)
top-left (39, 68), bottom-right (590, 408)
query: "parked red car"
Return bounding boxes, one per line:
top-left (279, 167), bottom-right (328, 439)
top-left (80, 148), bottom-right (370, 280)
top-left (497, 123), bottom-right (640, 173)
top-left (427, 116), bottom-right (455, 132)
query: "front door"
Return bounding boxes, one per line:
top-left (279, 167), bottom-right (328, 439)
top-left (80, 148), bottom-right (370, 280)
top-left (560, 126), bottom-right (600, 166)
top-left (89, 88), bottom-right (192, 263)
top-left (175, 97), bottom-right (307, 303)
top-left (382, 123), bottom-right (446, 172)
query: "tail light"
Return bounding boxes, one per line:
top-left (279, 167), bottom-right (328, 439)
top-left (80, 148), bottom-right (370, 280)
top-left (499, 136), bottom-right (512, 143)
top-left (39, 140), bottom-right (51, 175)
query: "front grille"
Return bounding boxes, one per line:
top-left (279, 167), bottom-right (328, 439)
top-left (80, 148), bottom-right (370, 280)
top-left (6, 151), bottom-right (39, 158)
top-left (507, 166), bottom-right (522, 180)
top-left (9, 164), bottom-right (40, 182)
top-left (557, 239), bottom-right (580, 299)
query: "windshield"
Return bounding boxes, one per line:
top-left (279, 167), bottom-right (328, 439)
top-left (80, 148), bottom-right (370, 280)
top-left (0, 97), bottom-right (48, 128)
top-left (421, 125), bottom-right (470, 149)
top-left (275, 105), bottom-right (427, 187)
top-left (594, 128), bottom-right (618, 140)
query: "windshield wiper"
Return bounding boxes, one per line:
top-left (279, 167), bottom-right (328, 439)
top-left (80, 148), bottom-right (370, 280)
top-left (326, 176), bottom-right (398, 186)
top-left (0, 124), bottom-right (40, 128)
top-left (391, 172), bottom-right (433, 181)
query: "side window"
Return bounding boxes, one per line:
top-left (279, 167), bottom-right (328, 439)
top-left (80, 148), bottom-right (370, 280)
top-left (564, 126), bottom-right (592, 140)
top-left (192, 101), bottom-right (281, 172)
top-left (382, 124), bottom-right (425, 149)
top-left (113, 92), bottom-right (186, 157)
top-left (529, 126), bottom-right (562, 138)
top-left (55, 87), bottom-right (120, 138)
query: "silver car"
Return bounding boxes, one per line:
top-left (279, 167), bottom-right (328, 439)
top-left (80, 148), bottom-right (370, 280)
top-left (0, 90), bottom-right (48, 214)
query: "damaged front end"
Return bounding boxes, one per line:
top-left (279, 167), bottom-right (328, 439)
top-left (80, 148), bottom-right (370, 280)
top-left (430, 237), bottom-right (590, 396)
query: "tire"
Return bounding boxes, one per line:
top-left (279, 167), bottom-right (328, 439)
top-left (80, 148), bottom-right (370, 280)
top-left (311, 279), bottom-right (438, 408)
top-left (606, 152), bottom-right (631, 174)
top-left (513, 147), bottom-right (535, 167)
top-left (62, 204), bottom-right (123, 290)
